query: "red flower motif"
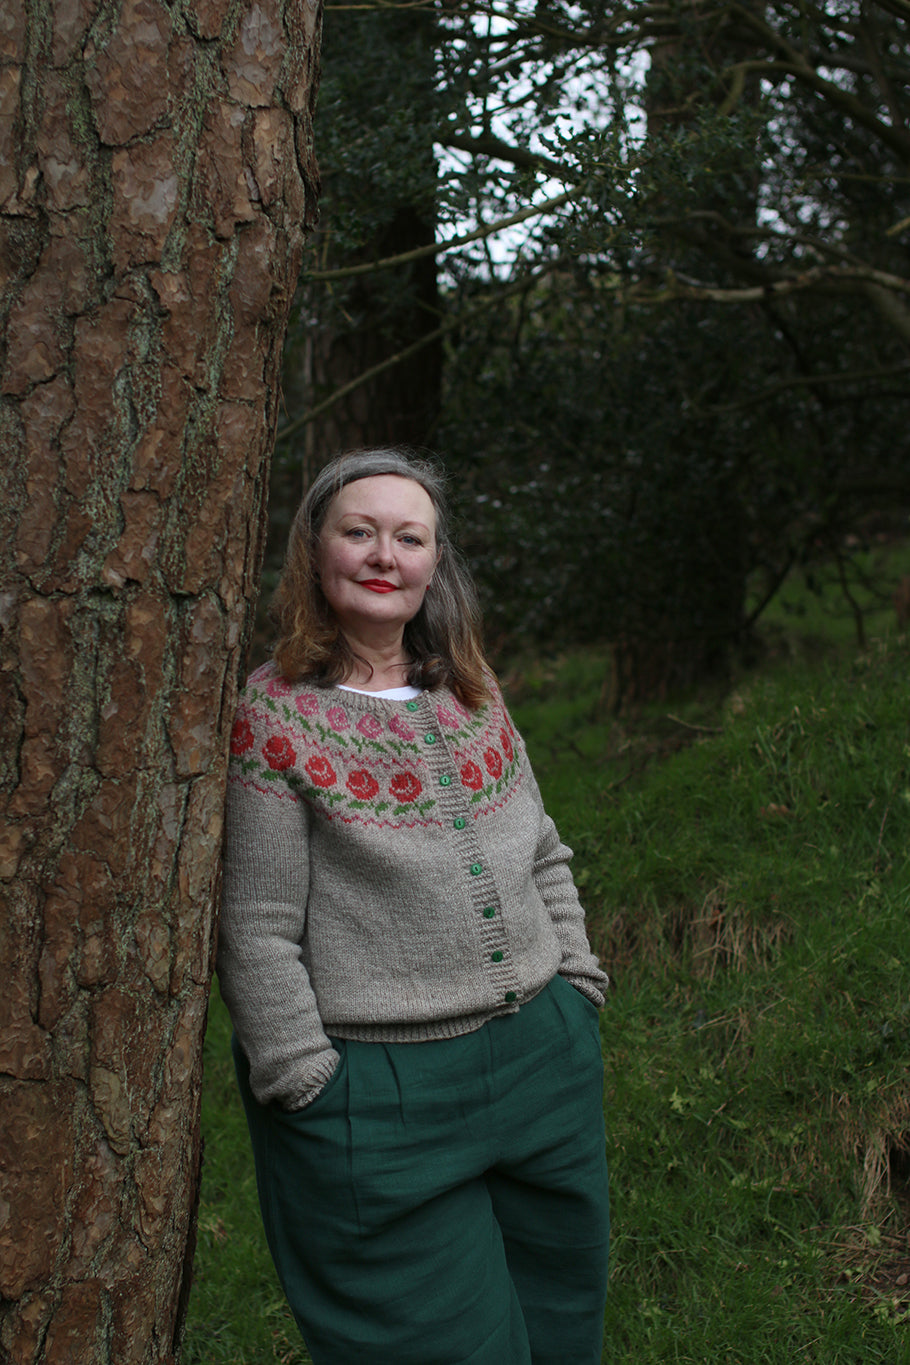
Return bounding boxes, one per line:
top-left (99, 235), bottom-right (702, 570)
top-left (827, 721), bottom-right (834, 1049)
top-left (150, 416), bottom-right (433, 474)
top-left (389, 713), bottom-right (416, 742)
top-left (460, 761), bottom-right (484, 791)
top-left (500, 728), bottom-right (514, 763)
top-left (305, 755), bottom-right (336, 788)
top-left (484, 747), bottom-right (503, 779)
top-left (231, 718), bottom-right (255, 755)
top-left (295, 692), bottom-right (319, 717)
top-left (347, 770), bottom-right (379, 801)
top-left (263, 735), bottom-right (296, 771)
top-left (389, 772), bottom-right (422, 804)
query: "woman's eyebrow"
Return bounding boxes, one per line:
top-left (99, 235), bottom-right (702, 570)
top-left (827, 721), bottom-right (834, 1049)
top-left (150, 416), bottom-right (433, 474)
top-left (338, 512), bottom-right (431, 533)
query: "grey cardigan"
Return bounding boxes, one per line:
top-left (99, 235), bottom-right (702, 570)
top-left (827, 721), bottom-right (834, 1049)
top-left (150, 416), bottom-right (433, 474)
top-left (217, 664), bottom-right (608, 1110)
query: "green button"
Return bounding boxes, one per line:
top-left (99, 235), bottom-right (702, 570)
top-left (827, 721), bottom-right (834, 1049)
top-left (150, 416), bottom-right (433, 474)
top-left (406, 701), bottom-right (419, 711)
top-left (505, 991), bottom-right (517, 1003)
top-left (470, 863), bottom-right (483, 876)
top-left (439, 774), bottom-right (451, 787)
top-left (491, 950), bottom-right (504, 963)
top-left (424, 732), bottom-right (436, 745)
top-left (453, 817), bottom-right (466, 830)
top-left (482, 906), bottom-right (495, 919)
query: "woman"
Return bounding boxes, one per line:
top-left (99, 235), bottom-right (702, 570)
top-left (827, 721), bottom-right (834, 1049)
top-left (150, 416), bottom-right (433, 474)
top-left (218, 448), bottom-right (610, 1365)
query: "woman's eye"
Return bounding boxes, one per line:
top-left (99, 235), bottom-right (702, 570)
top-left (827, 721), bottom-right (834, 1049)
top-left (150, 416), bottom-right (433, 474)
top-left (401, 535), bottom-right (422, 547)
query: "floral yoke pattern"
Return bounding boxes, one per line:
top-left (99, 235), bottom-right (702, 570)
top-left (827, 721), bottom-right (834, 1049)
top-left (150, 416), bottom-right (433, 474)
top-left (229, 665), bottom-right (524, 828)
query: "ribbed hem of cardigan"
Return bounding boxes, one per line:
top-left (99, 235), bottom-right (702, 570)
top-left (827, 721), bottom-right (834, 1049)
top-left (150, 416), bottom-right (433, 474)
top-left (323, 981), bottom-right (570, 1044)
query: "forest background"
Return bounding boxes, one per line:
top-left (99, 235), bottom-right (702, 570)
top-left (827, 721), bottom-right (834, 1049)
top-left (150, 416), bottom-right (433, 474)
top-left (188, 2), bottom-right (910, 1361)
top-left (267, 0), bottom-right (910, 708)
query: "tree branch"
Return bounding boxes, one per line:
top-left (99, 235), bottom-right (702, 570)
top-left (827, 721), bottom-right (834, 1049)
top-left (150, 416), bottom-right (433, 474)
top-left (304, 190), bottom-right (573, 281)
top-left (863, 282), bottom-right (910, 344)
top-left (860, 0), bottom-right (910, 21)
top-left (726, 5), bottom-right (910, 160)
top-left (441, 129), bottom-right (570, 180)
top-left (276, 271), bottom-right (550, 442)
top-left (698, 361), bottom-right (910, 415)
top-left (631, 263), bottom-right (910, 305)
top-left (284, 258), bottom-right (909, 446)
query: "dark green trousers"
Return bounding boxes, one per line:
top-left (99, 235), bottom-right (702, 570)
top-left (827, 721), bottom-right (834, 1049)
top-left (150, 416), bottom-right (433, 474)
top-left (234, 973), bottom-right (610, 1364)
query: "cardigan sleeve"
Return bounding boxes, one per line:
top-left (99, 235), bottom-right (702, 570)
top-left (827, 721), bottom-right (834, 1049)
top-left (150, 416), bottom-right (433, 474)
top-left (530, 794), bottom-right (610, 1006)
top-left (216, 695), bottom-right (340, 1111)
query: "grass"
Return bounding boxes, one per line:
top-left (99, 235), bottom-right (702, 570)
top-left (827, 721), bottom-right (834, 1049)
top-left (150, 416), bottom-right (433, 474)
top-left (184, 984), bottom-right (310, 1364)
top-left (183, 562), bottom-right (910, 1364)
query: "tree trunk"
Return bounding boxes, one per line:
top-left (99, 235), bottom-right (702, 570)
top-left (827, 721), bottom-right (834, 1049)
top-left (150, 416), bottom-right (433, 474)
top-left (282, 1), bottom-right (441, 466)
top-left (297, 205), bottom-right (443, 455)
top-left (603, 0), bottom-right (763, 709)
top-left (0, 2), bottom-right (320, 1360)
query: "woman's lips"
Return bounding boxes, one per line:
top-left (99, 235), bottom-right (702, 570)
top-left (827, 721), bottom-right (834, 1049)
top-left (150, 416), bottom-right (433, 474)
top-left (360, 580), bottom-right (397, 593)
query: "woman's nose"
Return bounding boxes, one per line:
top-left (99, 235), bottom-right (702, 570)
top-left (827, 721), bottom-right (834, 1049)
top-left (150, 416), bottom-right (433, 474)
top-left (368, 535), bottom-right (395, 567)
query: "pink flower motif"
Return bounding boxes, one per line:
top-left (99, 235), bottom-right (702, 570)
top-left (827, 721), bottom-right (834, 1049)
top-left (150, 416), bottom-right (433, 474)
top-left (356, 714), bottom-right (383, 739)
top-left (230, 718), bottom-right (255, 755)
top-left (389, 713), bottom-right (416, 742)
top-left (436, 704), bottom-right (462, 730)
top-left (484, 747), bottom-right (503, 779)
top-left (263, 735), bottom-right (296, 771)
top-left (266, 677), bottom-right (293, 699)
top-left (500, 728), bottom-right (514, 763)
top-left (295, 693), bottom-right (319, 717)
top-left (389, 772), bottom-right (422, 804)
top-left (305, 755), bottom-right (336, 789)
top-left (461, 761), bottom-right (484, 792)
top-left (326, 706), bottom-right (350, 731)
top-left (347, 770), bottom-right (380, 801)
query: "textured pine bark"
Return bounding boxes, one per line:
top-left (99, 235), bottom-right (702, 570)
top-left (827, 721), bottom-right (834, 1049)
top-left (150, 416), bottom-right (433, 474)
top-left (0, 2), bottom-right (321, 1359)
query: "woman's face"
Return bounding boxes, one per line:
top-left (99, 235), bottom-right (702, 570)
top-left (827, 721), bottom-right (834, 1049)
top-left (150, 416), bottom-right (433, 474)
top-left (316, 475), bottom-right (439, 642)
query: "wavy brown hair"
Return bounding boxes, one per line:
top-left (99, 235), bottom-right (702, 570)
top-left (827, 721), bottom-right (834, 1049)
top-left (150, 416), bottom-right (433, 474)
top-left (271, 448), bottom-right (492, 709)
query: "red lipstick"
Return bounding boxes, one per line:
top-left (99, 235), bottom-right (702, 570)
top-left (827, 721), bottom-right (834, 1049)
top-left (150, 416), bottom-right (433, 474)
top-left (360, 579), bottom-right (397, 592)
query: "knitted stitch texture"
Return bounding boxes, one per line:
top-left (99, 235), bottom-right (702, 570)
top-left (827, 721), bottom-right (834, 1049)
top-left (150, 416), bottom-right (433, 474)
top-left (217, 663), bottom-right (608, 1110)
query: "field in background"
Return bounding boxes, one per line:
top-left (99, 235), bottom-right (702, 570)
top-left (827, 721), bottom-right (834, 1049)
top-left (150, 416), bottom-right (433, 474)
top-left (184, 557), bottom-right (910, 1363)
